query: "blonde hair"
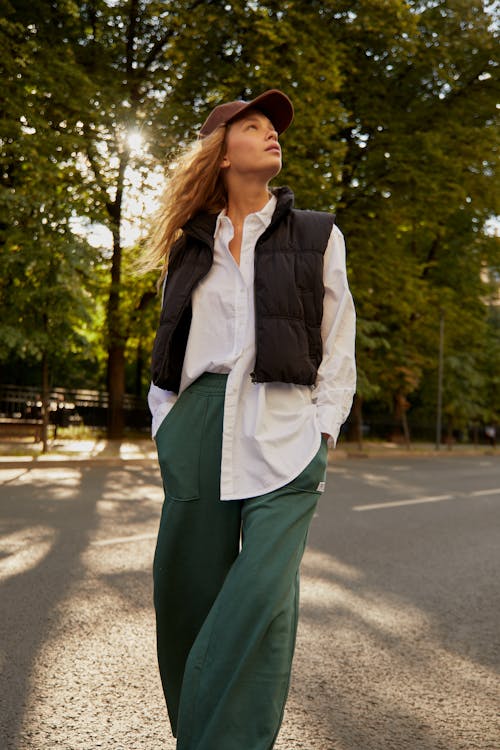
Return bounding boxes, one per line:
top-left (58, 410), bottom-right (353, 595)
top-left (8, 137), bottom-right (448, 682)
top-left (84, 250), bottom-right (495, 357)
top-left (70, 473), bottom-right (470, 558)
top-left (141, 127), bottom-right (228, 286)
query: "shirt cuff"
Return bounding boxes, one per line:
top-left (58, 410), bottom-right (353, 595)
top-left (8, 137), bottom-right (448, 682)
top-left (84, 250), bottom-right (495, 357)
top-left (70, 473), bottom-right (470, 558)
top-left (148, 382), bottom-right (177, 438)
top-left (316, 404), bottom-right (345, 447)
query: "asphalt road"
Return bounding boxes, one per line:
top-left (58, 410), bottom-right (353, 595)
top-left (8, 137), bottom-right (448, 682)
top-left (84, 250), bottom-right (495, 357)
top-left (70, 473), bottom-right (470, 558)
top-left (0, 454), bottom-right (498, 750)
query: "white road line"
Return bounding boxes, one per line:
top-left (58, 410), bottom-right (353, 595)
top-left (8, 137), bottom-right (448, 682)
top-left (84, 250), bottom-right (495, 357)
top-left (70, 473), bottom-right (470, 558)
top-left (90, 533), bottom-right (157, 547)
top-left (353, 494), bottom-right (452, 512)
top-left (471, 488), bottom-right (500, 497)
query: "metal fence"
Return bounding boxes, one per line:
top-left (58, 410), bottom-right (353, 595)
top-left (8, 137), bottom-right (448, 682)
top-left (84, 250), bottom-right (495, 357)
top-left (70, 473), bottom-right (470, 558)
top-left (0, 384), bottom-right (150, 430)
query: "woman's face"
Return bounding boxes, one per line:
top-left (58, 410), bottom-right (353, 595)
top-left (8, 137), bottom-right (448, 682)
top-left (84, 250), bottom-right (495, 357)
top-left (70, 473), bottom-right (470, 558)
top-left (221, 109), bottom-right (282, 183)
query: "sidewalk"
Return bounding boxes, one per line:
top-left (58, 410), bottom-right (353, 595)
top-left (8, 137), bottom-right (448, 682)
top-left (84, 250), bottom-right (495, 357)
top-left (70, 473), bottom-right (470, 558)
top-left (0, 436), bottom-right (496, 467)
top-left (0, 437), bottom-right (158, 466)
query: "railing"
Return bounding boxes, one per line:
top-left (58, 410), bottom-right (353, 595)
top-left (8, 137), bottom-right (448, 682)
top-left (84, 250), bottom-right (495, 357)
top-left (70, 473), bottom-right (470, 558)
top-left (0, 384), bottom-right (150, 430)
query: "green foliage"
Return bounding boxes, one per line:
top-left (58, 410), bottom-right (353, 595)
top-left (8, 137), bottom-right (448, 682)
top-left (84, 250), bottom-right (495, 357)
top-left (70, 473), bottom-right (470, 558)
top-left (0, 0), bottom-right (498, 436)
top-left (0, 2), bottom-right (101, 387)
top-left (327, 0), bottom-right (499, 429)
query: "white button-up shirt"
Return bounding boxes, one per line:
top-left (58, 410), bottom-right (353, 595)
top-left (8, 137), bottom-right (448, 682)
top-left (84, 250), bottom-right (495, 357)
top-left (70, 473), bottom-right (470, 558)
top-left (148, 193), bottom-right (356, 500)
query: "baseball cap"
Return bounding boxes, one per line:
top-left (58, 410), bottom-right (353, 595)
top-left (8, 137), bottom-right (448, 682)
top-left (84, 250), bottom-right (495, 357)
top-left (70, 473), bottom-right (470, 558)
top-left (199, 89), bottom-right (294, 138)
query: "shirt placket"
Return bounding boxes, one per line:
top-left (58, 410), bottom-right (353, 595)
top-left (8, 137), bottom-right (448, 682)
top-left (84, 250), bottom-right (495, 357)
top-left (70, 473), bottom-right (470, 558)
top-left (220, 218), bottom-right (258, 499)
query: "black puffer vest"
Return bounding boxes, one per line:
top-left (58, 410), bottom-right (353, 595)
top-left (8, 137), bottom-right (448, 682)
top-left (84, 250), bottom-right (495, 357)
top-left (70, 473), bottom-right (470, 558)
top-left (151, 187), bottom-right (335, 392)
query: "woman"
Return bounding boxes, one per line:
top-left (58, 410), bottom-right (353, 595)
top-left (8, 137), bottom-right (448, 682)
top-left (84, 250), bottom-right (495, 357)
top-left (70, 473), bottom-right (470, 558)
top-left (146, 89), bottom-right (356, 750)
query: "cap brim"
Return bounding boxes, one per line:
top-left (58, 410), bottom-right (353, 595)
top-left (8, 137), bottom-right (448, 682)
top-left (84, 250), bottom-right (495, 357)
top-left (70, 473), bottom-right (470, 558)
top-left (227, 89), bottom-right (294, 135)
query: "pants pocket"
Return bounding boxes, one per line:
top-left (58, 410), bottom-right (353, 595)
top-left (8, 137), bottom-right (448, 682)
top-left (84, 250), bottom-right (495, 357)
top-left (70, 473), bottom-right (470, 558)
top-left (155, 392), bottom-right (205, 502)
top-left (287, 436), bottom-right (328, 495)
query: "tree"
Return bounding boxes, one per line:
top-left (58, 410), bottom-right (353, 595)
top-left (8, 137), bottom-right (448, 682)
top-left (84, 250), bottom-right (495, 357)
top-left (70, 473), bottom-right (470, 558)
top-left (64, 0), bottom-right (263, 437)
top-left (325, 0), bottom-right (499, 438)
top-left (1, 0), bottom-right (498, 444)
top-left (0, 2), bottom-right (100, 449)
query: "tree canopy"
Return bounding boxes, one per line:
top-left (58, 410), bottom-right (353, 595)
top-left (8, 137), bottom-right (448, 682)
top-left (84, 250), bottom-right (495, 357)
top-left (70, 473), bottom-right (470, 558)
top-left (1, 0), bottom-right (498, 440)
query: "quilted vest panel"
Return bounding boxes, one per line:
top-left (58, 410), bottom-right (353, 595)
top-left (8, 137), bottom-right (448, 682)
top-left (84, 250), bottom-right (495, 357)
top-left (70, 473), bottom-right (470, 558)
top-left (151, 188), bottom-right (335, 392)
top-left (252, 208), bottom-right (334, 384)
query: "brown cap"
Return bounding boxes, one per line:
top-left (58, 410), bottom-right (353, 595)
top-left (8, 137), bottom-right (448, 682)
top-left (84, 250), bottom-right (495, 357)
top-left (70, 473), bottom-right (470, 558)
top-left (199, 89), bottom-right (294, 138)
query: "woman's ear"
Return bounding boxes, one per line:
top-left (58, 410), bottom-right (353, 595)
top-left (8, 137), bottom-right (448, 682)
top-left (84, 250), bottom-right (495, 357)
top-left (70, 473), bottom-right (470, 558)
top-left (220, 154), bottom-right (230, 169)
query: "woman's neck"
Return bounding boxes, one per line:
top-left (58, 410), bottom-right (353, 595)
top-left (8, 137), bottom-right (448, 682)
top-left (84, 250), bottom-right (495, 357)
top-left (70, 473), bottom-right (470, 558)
top-left (226, 182), bottom-right (271, 226)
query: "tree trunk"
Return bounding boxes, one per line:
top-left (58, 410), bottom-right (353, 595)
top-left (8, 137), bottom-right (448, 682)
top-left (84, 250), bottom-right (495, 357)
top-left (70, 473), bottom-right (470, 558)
top-left (107, 220), bottom-right (125, 439)
top-left (394, 392), bottom-right (411, 449)
top-left (135, 341), bottom-right (143, 398)
top-left (401, 406), bottom-right (411, 450)
top-left (106, 267), bottom-right (126, 438)
top-left (105, 150), bottom-right (129, 440)
top-left (446, 414), bottom-right (454, 451)
top-left (107, 342), bottom-right (125, 439)
top-left (352, 393), bottom-right (363, 450)
top-left (41, 352), bottom-right (50, 453)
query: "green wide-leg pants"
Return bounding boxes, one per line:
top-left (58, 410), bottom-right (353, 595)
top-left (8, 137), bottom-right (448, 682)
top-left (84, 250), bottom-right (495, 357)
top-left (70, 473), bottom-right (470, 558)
top-left (153, 373), bottom-right (328, 750)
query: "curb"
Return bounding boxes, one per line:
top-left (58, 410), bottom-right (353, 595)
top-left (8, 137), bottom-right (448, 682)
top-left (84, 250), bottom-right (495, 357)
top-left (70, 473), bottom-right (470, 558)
top-left (1, 446), bottom-right (496, 469)
top-left (0, 456), bottom-right (159, 469)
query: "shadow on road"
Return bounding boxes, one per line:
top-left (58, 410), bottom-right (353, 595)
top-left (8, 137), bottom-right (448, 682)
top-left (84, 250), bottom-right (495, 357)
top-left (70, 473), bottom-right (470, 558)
top-left (0, 466), bottom-right (103, 749)
top-left (293, 460), bottom-right (499, 750)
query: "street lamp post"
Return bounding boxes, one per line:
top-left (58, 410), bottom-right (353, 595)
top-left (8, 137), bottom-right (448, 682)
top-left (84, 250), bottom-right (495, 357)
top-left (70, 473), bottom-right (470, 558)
top-left (435, 311), bottom-right (445, 450)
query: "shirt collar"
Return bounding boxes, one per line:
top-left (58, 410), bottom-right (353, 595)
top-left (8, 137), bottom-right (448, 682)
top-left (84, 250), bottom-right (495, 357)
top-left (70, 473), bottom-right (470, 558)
top-left (215, 192), bottom-right (278, 236)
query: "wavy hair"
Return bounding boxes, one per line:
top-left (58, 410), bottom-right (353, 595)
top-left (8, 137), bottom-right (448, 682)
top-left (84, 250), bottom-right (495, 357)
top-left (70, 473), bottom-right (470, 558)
top-left (141, 126), bottom-right (228, 286)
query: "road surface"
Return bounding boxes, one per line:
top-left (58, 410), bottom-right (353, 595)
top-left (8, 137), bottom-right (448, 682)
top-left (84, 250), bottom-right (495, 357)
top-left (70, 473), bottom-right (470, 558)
top-left (0, 454), bottom-right (498, 749)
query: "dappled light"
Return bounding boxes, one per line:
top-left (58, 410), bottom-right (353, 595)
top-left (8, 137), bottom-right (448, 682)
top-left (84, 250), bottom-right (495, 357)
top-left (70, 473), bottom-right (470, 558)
top-left (1, 454), bottom-right (498, 748)
top-left (294, 544), bottom-right (498, 750)
top-left (0, 526), bottom-right (56, 582)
